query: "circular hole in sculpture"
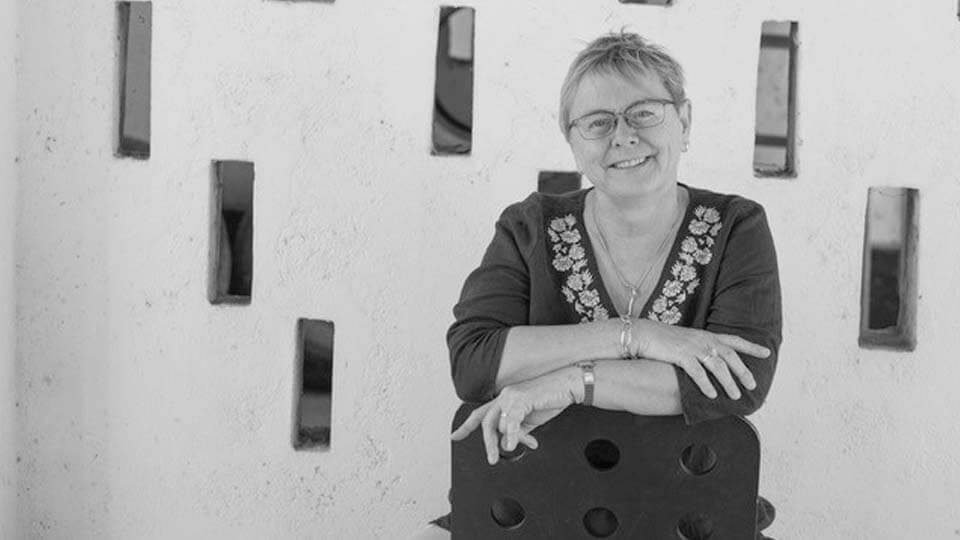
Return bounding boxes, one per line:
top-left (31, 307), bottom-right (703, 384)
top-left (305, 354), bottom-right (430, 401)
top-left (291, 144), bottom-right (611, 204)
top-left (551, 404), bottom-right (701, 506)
top-left (490, 497), bottom-right (525, 529)
top-left (499, 443), bottom-right (527, 462)
top-left (584, 439), bottom-right (620, 471)
top-left (676, 512), bottom-right (714, 540)
top-left (583, 507), bottom-right (619, 538)
top-left (680, 444), bottom-right (718, 476)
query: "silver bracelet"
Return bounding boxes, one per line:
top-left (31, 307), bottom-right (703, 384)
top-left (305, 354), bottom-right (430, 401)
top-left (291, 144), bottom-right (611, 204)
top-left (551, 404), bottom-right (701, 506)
top-left (619, 316), bottom-right (634, 359)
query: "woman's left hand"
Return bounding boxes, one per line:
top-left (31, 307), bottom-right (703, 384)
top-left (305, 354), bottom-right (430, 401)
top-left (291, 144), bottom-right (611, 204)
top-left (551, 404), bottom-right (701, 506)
top-left (450, 368), bottom-right (578, 465)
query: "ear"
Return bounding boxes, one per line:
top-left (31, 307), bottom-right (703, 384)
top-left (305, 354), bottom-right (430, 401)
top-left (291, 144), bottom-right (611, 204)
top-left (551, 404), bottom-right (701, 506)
top-left (678, 99), bottom-right (692, 143)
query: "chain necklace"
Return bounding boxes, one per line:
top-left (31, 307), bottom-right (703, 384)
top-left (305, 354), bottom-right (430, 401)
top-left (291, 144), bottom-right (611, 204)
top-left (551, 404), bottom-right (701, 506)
top-left (591, 191), bottom-right (684, 319)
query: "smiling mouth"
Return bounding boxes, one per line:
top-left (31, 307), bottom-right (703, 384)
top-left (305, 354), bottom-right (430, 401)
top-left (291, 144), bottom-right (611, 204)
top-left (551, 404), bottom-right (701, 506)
top-left (610, 156), bottom-right (651, 169)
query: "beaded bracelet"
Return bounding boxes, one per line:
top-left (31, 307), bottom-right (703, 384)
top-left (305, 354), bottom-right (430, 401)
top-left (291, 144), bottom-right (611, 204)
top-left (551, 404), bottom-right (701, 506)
top-left (619, 315), bottom-right (634, 359)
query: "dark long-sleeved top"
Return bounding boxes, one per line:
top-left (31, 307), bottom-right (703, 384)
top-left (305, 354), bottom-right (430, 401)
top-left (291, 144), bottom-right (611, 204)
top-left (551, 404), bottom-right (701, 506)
top-left (447, 184), bottom-right (782, 424)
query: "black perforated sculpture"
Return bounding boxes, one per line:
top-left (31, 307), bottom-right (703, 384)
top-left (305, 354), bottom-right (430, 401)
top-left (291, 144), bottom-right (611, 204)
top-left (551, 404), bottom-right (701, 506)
top-left (451, 403), bottom-right (760, 539)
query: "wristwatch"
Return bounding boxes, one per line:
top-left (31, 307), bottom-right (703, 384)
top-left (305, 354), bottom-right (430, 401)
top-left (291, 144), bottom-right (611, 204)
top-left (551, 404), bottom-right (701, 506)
top-left (576, 361), bottom-right (596, 406)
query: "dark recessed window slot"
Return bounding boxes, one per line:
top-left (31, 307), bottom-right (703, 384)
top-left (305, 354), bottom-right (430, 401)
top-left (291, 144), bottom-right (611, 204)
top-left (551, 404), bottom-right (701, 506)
top-left (432, 6), bottom-right (475, 155)
top-left (619, 0), bottom-right (673, 5)
top-left (859, 187), bottom-right (919, 351)
top-left (294, 319), bottom-right (334, 451)
top-left (753, 21), bottom-right (798, 177)
top-left (538, 171), bottom-right (582, 195)
top-left (208, 161), bottom-right (254, 305)
top-left (117, 1), bottom-right (152, 159)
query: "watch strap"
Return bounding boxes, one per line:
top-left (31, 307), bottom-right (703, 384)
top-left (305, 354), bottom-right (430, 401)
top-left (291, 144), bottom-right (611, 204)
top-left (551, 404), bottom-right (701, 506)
top-left (577, 361), bottom-right (596, 406)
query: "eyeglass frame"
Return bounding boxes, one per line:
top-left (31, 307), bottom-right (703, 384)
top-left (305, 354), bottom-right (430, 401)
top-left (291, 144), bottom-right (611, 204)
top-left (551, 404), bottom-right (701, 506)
top-left (566, 98), bottom-right (680, 140)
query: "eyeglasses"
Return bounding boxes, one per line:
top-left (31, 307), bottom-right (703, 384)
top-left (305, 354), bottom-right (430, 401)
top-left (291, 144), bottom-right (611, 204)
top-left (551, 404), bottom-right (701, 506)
top-left (568, 99), bottom-right (676, 140)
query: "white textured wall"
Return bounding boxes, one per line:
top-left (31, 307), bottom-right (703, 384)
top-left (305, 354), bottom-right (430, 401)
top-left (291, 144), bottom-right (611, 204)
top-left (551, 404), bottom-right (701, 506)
top-left (13, 0), bottom-right (960, 538)
top-left (1, 0), bottom-right (18, 537)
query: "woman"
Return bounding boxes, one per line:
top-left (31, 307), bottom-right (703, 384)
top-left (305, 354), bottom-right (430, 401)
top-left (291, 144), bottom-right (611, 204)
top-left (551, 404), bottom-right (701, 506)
top-left (417, 32), bottom-right (781, 539)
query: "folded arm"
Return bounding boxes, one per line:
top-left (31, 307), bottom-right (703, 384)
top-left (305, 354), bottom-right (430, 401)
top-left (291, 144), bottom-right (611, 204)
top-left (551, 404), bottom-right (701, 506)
top-left (450, 197), bottom-right (782, 460)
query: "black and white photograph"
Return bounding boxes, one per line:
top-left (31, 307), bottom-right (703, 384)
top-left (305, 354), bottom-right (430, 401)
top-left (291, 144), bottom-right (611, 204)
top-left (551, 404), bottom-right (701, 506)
top-left (1, 1), bottom-right (958, 538)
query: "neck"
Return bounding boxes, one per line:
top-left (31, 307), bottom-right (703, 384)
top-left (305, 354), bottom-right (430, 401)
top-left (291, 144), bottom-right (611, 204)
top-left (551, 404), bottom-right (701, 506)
top-left (591, 183), bottom-right (683, 237)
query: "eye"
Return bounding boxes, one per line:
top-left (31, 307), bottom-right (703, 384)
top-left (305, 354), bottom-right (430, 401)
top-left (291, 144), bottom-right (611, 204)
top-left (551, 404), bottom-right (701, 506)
top-left (627, 107), bottom-right (656, 119)
top-left (585, 116), bottom-right (613, 131)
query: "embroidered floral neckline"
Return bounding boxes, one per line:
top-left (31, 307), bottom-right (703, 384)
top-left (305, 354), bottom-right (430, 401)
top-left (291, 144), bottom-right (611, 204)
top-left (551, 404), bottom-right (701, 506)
top-left (546, 189), bottom-right (724, 325)
top-left (548, 214), bottom-right (611, 322)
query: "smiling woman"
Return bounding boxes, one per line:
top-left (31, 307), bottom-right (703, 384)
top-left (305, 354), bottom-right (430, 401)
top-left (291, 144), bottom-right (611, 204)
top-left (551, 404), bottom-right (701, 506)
top-left (565, 74), bottom-right (689, 204)
top-left (411, 32), bottom-right (782, 540)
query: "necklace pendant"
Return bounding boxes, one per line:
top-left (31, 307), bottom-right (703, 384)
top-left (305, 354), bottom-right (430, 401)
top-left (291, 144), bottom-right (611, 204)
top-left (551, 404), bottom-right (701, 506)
top-left (625, 286), bottom-right (639, 319)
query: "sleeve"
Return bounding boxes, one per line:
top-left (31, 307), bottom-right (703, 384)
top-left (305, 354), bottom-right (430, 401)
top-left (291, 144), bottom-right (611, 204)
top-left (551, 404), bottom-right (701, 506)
top-left (446, 201), bottom-right (535, 403)
top-left (676, 200), bottom-right (783, 424)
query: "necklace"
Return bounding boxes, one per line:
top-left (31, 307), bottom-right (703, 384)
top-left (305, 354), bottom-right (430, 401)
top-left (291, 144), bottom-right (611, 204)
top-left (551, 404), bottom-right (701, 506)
top-left (590, 191), bottom-right (684, 319)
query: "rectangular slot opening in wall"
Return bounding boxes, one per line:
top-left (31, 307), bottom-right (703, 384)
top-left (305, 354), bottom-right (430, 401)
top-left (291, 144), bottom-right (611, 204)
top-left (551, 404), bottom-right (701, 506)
top-left (117, 1), bottom-right (152, 159)
top-left (294, 319), bottom-right (334, 451)
top-left (431, 6), bottom-right (475, 155)
top-left (538, 171), bottom-right (582, 195)
top-left (208, 161), bottom-right (254, 305)
top-left (859, 187), bottom-right (919, 351)
top-left (753, 20), bottom-right (797, 177)
top-left (619, 0), bottom-right (673, 5)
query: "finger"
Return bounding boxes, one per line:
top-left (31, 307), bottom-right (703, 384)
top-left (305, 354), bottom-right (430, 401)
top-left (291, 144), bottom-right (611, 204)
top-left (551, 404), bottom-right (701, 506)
top-left (497, 409), bottom-right (511, 436)
top-left (451, 407), bottom-right (487, 441)
top-left (717, 346), bottom-right (757, 390)
top-left (499, 412), bottom-right (520, 452)
top-left (481, 407), bottom-right (501, 465)
top-left (702, 352), bottom-right (740, 400)
top-left (718, 334), bottom-right (771, 358)
top-left (519, 432), bottom-right (539, 450)
top-left (682, 357), bottom-right (718, 399)
top-left (507, 415), bottom-right (522, 452)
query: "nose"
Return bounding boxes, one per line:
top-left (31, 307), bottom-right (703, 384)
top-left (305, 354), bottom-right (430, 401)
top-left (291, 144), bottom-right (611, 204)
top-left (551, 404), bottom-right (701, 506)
top-left (611, 115), bottom-right (640, 147)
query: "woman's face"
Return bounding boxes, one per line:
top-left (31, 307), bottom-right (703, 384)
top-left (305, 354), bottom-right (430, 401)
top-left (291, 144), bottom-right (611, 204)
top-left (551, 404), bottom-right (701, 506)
top-left (566, 70), bottom-right (691, 201)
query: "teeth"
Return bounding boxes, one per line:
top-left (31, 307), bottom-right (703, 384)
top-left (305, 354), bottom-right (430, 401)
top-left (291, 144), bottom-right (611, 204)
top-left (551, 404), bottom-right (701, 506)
top-left (612, 157), bottom-right (648, 169)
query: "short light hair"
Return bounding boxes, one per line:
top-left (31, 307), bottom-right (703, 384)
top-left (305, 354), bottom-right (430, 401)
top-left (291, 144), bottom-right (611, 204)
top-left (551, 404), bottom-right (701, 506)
top-left (559, 32), bottom-right (687, 138)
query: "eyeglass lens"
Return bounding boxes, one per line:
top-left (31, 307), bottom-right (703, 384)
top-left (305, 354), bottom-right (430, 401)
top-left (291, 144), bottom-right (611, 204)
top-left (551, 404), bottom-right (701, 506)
top-left (578, 101), bottom-right (666, 139)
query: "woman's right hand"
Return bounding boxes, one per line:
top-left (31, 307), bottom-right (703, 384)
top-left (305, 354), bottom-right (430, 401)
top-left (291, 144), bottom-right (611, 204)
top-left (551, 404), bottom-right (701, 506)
top-left (632, 320), bottom-right (770, 400)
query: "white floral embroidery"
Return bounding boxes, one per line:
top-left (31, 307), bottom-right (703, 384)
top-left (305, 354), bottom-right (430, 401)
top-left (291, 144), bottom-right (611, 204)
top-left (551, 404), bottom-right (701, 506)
top-left (689, 220), bottom-right (710, 236)
top-left (579, 289), bottom-right (600, 308)
top-left (693, 249), bottom-right (712, 265)
top-left (549, 213), bottom-right (609, 323)
top-left (560, 229), bottom-right (581, 244)
top-left (648, 205), bottom-right (723, 325)
top-left (661, 307), bottom-right (682, 325)
top-left (664, 280), bottom-right (683, 298)
top-left (553, 256), bottom-right (573, 272)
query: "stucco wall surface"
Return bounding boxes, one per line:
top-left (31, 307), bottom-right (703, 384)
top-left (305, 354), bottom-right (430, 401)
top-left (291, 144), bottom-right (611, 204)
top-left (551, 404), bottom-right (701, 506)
top-left (13, 0), bottom-right (960, 538)
top-left (1, 0), bottom-right (19, 537)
